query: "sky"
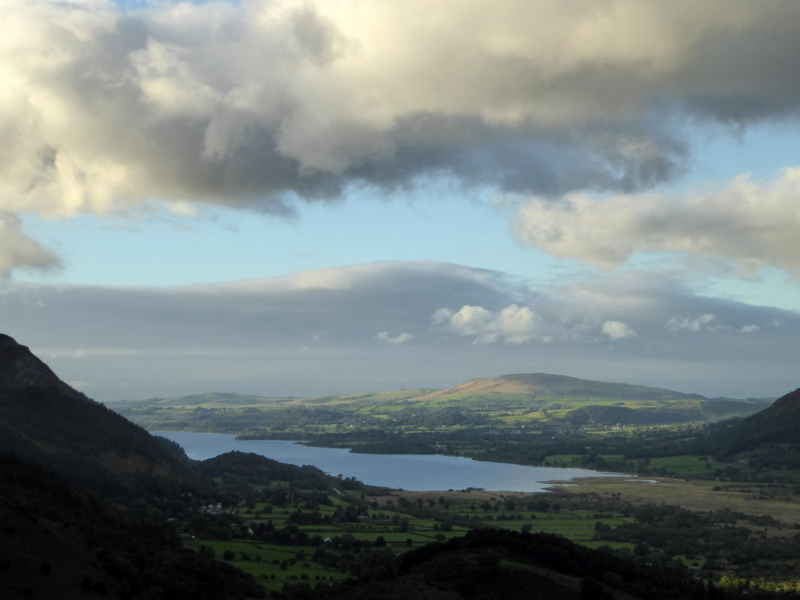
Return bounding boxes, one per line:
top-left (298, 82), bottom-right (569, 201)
top-left (2, 0), bottom-right (800, 401)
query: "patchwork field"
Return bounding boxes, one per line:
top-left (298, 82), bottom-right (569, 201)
top-left (189, 492), bottom-right (635, 592)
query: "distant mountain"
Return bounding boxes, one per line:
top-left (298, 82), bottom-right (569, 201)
top-left (0, 334), bottom-right (189, 493)
top-left (120, 387), bottom-right (438, 409)
top-left (417, 372), bottom-right (708, 402)
top-left (118, 372), bottom-right (769, 434)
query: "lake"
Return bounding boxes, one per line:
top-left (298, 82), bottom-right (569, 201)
top-left (158, 431), bottom-right (628, 492)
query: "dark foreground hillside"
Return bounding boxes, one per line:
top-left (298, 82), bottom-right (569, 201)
top-left (0, 334), bottom-right (192, 496)
top-left (0, 453), bottom-right (263, 600)
top-left (0, 334), bottom-right (266, 598)
top-left (278, 528), bottom-right (736, 600)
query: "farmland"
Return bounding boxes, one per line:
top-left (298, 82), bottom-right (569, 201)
top-left (186, 490), bottom-right (634, 592)
top-left (114, 373), bottom-right (779, 483)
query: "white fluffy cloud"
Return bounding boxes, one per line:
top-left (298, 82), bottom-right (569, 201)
top-left (602, 320), bottom-right (637, 340)
top-left (432, 304), bottom-right (544, 344)
top-left (3, 0), bottom-right (800, 224)
top-left (3, 0), bottom-right (800, 275)
top-left (512, 168), bottom-right (800, 275)
top-left (376, 331), bottom-right (412, 345)
top-left (433, 307), bottom-right (641, 344)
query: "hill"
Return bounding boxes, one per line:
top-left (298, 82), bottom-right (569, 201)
top-left (711, 387), bottom-right (800, 456)
top-left (417, 372), bottom-right (707, 402)
top-left (282, 528), bottom-right (718, 600)
top-left (118, 373), bottom-right (769, 436)
top-left (0, 334), bottom-right (273, 598)
top-left (759, 387), bottom-right (800, 418)
top-left (0, 453), bottom-right (262, 600)
top-left (0, 334), bottom-right (190, 494)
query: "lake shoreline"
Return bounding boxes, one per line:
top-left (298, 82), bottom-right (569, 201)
top-left (157, 430), bottom-right (629, 493)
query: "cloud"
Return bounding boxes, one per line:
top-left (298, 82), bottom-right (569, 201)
top-left (376, 331), bottom-right (412, 345)
top-left (4, 0), bottom-right (800, 274)
top-left (512, 168), bottom-right (800, 275)
top-left (0, 213), bottom-right (62, 276)
top-left (3, 0), bottom-right (800, 226)
top-left (666, 314), bottom-right (720, 332)
top-left (432, 304), bottom-right (545, 344)
top-left (432, 305), bottom-right (638, 344)
top-left (1, 261), bottom-right (799, 399)
top-left (602, 320), bottom-right (637, 340)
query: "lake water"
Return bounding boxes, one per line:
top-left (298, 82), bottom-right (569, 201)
top-left (158, 431), bottom-right (627, 493)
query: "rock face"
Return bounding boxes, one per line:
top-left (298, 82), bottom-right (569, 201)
top-left (0, 334), bottom-right (70, 390)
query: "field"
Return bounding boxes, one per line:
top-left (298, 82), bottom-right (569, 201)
top-left (114, 375), bottom-right (800, 591)
top-left (115, 373), bottom-right (770, 439)
top-left (184, 472), bottom-right (800, 593)
top-left (112, 374), bottom-right (788, 489)
top-left (554, 476), bottom-right (800, 525)
top-left (189, 492), bottom-right (634, 592)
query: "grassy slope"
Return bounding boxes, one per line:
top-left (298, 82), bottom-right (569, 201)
top-left (415, 373), bottom-right (706, 402)
top-left (115, 372), bottom-right (770, 434)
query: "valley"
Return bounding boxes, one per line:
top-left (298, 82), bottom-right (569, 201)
top-left (115, 374), bottom-right (781, 483)
top-left (3, 333), bottom-right (800, 599)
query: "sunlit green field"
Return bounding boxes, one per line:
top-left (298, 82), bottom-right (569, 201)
top-left (193, 499), bottom-right (634, 592)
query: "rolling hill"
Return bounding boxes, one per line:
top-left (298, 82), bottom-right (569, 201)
top-left (415, 372), bottom-right (707, 402)
top-left (117, 372), bottom-right (772, 434)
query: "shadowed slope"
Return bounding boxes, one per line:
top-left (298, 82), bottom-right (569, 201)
top-left (0, 334), bottom-right (188, 493)
top-left (713, 387), bottom-right (800, 454)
